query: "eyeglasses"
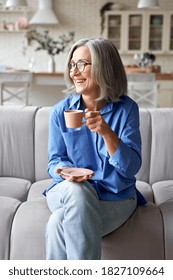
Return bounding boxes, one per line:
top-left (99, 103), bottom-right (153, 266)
top-left (68, 61), bottom-right (91, 72)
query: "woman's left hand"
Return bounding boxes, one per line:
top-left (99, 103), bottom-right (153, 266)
top-left (84, 108), bottom-right (109, 136)
top-left (85, 108), bottom-right (120, 156)
top-left (62, 173), bottom-right (94, 182)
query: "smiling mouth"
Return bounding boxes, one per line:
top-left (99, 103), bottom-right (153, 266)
top-left (75, 79), bottom-right (85, 84)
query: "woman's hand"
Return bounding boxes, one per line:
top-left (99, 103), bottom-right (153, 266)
top-left (56, 166), bottom-right (94, 182)
top-left (84, 108), bottom-right (109, 136)
top-left (62, 173), bottom-right (94, 182)
top-left (84, 108), bottom-right (120, 156)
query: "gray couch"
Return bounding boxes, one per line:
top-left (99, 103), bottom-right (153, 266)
top-left (0, 105), bottom-right (173, 260)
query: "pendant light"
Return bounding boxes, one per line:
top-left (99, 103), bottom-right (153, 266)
top-left (6, 0), bottom-right (28, 8)
top-left (137, 0), bottom-right (159, 9)
top-left (29, 0), bottom-right (59, 25)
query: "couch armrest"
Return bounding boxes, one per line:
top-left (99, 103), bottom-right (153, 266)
top-left (152, 180), bottom-right (173, 205)
top-left (136, 180), bottom-right (153, 202)
top-left (159, 200), bottom-right (173, 260)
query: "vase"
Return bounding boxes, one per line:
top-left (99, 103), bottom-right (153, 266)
top-left (48, 56), bottom-right (56, 73)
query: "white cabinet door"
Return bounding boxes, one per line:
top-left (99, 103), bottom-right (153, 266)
top-left (125, 11), bottom-right (145, 54)
top-left (104, 10), bottom-right (171, 54)
top-left (144, 11), bottom-right (167, 53)
top-left (104, 11), bottom-right (145, 54)
top-left (165, 12), bottom-right (173, 53)
top-left (104, 11), bottom-right (124, 52)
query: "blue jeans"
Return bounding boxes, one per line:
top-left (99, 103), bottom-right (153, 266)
top-left (45, 180), bottom-right (137, 260)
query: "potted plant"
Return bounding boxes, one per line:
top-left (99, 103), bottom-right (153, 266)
top-left (26, 29), bottom-right (74, 72)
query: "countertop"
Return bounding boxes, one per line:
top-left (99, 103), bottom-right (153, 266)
top-left (155, 73), bottom-right (173, 80)
top-left (1, 71), bottom-right (173, 81)
top-left (33, 72), bottom-right (173, 81)
top-left (33, 72), bottom-right (64, 77)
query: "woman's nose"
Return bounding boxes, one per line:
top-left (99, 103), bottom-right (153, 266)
top-left (71, 66), bottom-right (80, 76)
top-left (73, 65), bottom-right (80, 73)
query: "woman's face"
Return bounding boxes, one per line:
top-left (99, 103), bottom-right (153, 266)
top-left (69, 45), bottom-right (99, 98)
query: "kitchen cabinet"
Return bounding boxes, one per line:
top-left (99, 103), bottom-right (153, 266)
top-left (167, 12), bottom-right (173, 52)
top-left (103, 10), bottom-right (173, 54)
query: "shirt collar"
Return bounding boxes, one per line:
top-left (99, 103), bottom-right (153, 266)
top-left (69, 94), bottom-right (81, 109)
top-left (100, 102), bottom-right (114, 114)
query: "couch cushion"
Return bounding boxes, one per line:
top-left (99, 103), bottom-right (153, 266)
top-left (0, 106), bottom-right (38, 182)
top-left (10, 197), bottom-right (50, 260)
top-left (102, 202), bottom-right (164, 260)
top-left (34, 107), bottom-right (51, 181)
top-left (149, 108), bottom-right (173, 184)
top-left (159, 200), bottom-right (173, 260)
top-left (0, 177), bottom-right (31, 202)
top-left (27, 179), bottom-right (53, 201)
top-left (136, 109), bottom-right (151, 183)
top-left (152, 180), bottom-right (173, 205)
top-left (0, 196), bottom-right (21, 260)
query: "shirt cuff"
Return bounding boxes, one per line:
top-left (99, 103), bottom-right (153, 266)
top-left (48, 161), bottom-right (73, 180)
top-left (108, 140), bottom-right (127, 172)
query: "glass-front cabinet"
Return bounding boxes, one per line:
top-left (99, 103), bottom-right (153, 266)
top-left (128, 14), bottom-right (143, 51)
top-left (107, 14), bottom-right (122, 50)
top-left (148, 14), bottom-right (164, 51)
top-left (168, 13), bottom-right (173, 52)
top-left (104, 10), bottom-right (172, 54)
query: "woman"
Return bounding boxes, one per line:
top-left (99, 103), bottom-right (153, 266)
top-left (44, 38), bottom-right (146, 260)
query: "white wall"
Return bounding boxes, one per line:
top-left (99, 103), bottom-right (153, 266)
top-left (0, 0), bottom-right (173, 72)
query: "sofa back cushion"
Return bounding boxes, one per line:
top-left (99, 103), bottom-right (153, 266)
top-left (34, 107), bottom-right (51, 181)
top-left (149, 108), bottom-right (173, 185)
top-left (136, 109), bottom-right (152, 183)
top-left (0, 106), bottom-right (38, 182)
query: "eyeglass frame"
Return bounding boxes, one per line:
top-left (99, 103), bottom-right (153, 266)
top-left (68, 60), bottom-right (92, 72)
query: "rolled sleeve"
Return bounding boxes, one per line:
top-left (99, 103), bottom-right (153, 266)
top-left (109, 140), bottom-right (141, 178)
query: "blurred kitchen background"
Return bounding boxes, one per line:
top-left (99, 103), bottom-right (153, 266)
top-left (0, 0), bottom-right (173, 107)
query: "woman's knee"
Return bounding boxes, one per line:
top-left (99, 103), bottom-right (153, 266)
top-left (61, 180), bottom-right (98, 207)
top-left (46, 180), bottom-right (99, 214)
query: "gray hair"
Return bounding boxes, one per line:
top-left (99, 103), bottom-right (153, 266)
top-left (64, 38), bottom-right (127, 102)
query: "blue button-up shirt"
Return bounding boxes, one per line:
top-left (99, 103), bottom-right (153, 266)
top-left (45, 93), bottom-right (146, 204)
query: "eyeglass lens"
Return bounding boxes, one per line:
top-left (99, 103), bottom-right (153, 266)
top-left (69, 61), bottom-right (91, 72)
top-left (69, 62), bottom-right (85, 72)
